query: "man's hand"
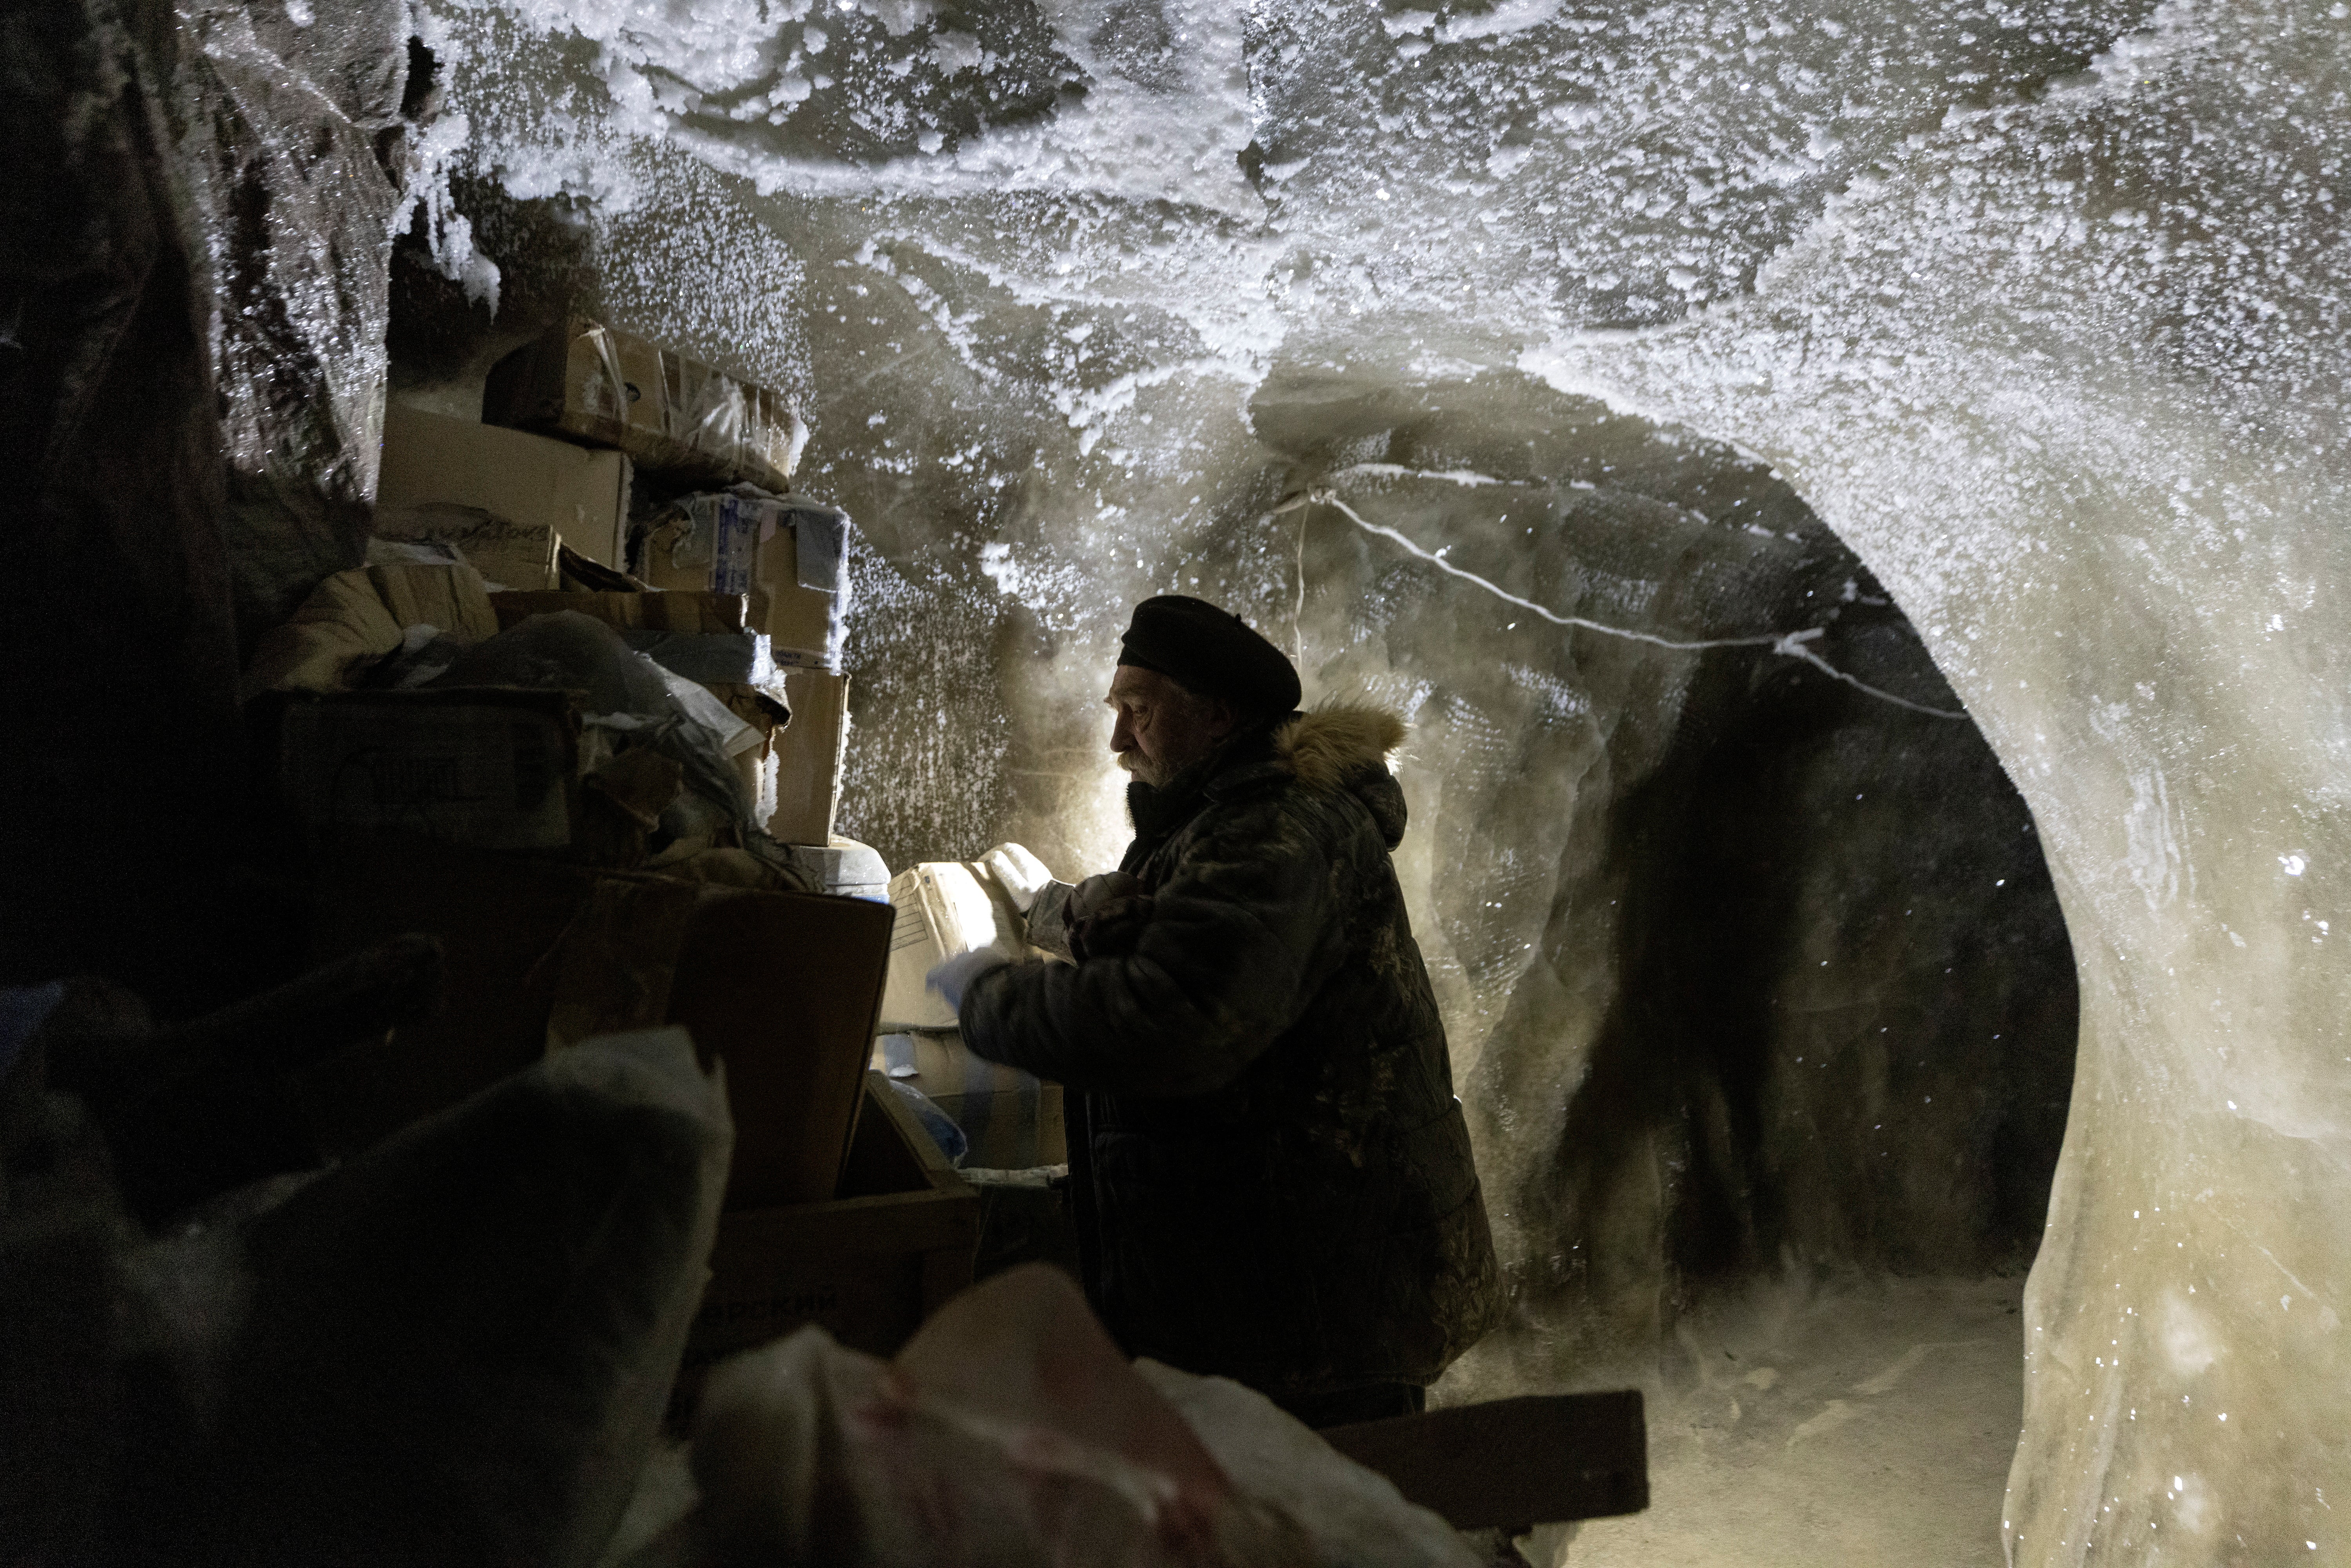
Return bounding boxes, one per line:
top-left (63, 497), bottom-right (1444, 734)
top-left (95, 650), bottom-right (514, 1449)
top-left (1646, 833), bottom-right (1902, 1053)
top-left (926, 948), bottom-right (1010, 1012)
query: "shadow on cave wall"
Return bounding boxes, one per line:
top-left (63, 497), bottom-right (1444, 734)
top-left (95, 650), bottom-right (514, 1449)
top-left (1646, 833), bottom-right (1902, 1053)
top-left (1503, 572), bottom-right (2077, 1364)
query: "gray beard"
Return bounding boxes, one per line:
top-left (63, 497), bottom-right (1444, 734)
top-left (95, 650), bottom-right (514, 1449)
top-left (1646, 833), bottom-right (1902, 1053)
top-left (1117, 752), bottom-right (1170, 789)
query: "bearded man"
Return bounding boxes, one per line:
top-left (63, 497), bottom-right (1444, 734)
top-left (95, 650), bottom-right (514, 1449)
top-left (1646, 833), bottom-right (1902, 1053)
top-left (931, 594), bottom-right (1501, 1428)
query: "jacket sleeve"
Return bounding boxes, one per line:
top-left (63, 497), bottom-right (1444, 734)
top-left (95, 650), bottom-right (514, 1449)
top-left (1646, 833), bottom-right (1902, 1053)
top-left (958, 796), bottom-right (1346, 1097)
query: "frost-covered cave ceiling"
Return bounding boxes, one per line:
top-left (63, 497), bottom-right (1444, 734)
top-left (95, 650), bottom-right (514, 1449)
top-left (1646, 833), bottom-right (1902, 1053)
top-left (424, 0), bottom-right (2163, 400)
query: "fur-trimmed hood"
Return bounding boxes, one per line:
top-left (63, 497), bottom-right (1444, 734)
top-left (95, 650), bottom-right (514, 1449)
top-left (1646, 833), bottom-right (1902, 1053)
top-left (1273, 702), bottom-right (1410, 847)
top-left (1272, 702), bottom-right (1406, 793)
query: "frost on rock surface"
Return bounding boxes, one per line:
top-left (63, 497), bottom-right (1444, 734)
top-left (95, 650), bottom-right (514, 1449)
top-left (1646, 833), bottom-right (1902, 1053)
top-left (397, 0), bottom-right (2351, 1561)
top-left (169, 0), bottom-right (423, 638)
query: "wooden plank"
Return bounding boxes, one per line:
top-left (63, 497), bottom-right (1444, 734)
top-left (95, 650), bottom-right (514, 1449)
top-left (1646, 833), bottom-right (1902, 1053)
top-left (688, 1075), bottom-right (980, 1367)
top-left (1322, 1391), bottom-right (1648, 1529)
top-left (714, 1188), bottom-right (980, 1259)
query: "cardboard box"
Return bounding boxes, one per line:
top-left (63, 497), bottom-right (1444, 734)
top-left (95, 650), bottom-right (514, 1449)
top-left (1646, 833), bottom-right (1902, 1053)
top-left (669, 885), bottom-right (895, 1208)
top-left (701, 680), bottom-right (784, 816)
top-left (377, 404), bottom-right (632, 579)
top-left (767, 668), bottom-right (848, 846)
top-left (279, 689), bottom-right (580, 851)
top-left (641, 494), bottom-right (761, 598)
top-left (482, 316), bottom-right (803, 494)
top-left (364, 562), bottom-right (498, 644)
top-left (644, 494), bottom-right (846, 668)
top-left (874, 1031), bottom-right (1066, 1170)
top-left (685, 1070), bottom-right (980, 1370)
top-left (878, 861), bottom-right (1028, 1032)
top-left (754, 501), bottom-right (847, 667)
top-left (299, 838), bottom-right (894, 1211)
top-left (487, 589), bottom-right (765, 635)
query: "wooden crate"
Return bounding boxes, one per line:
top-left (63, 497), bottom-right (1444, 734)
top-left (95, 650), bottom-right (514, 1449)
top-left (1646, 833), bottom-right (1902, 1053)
top-left (685, 1071), bottom-right (980, 1370)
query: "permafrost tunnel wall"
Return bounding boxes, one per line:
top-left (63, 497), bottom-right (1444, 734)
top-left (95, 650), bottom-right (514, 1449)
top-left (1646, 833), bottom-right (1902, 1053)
top-left (7, 0), bottom-right (2345, 1561)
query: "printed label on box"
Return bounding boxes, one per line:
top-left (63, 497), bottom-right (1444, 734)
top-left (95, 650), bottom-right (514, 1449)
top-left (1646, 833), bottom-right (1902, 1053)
top-left (712, 496), bottom-right (758, 596)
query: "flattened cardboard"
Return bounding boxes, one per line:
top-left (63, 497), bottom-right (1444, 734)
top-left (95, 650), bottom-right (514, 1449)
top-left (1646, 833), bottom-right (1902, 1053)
top-left (377, 404), bottom-right (631, 575)
top-left (241, 569), bottom-right (405, 698)
top-left (364, 562), bottom-right (498, 643)
top-left (667, 884), bottom-right (894, 1208)
top-left (243, 565), bottom-right (494, 701)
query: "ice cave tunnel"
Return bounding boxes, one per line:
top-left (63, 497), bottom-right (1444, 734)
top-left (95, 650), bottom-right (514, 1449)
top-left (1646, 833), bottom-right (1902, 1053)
top-left (4, 0), bottom-right (2345, 1562)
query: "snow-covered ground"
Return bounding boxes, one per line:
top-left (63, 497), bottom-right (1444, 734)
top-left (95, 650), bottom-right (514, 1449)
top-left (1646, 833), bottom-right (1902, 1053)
top-left (1572, 1276), bottom-right (2026, 1568)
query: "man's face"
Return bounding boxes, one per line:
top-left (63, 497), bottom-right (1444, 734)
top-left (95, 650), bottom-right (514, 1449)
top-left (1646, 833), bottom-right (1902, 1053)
top-left (1107, 665), bottom-right (1234, 788)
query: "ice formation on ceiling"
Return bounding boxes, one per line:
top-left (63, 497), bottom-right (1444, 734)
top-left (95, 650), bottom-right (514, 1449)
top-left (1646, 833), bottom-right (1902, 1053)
top-left (439, 0), bottom-right (2158, 335)
top-left (421, 1), bottom-right (2349, 1563)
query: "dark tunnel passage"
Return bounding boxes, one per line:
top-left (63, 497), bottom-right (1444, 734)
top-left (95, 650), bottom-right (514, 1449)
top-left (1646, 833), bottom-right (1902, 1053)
top-left (1528, 591), bottom-right (2078, 1338)
top-left (1220, 373), bottom-right (2083, 1398)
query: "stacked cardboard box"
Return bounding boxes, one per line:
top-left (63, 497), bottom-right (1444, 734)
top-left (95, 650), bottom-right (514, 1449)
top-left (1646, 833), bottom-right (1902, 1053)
top-left (639, 492), bottom-right (848, 670)
top-left (455, 319), bottom-right (851, 851)
top-left (282, 323), bottom-right (977, 1367)
top-left (483, 317), bottom-right (804, 496)
top-left (377, 404), bottom-right (633, 584)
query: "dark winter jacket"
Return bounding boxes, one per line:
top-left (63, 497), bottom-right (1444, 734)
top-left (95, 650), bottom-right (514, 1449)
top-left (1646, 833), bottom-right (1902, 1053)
top-left (959, 704), bottom-right (1502, 1396)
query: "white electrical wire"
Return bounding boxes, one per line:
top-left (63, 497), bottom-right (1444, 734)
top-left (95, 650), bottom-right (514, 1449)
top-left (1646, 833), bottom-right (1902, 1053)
top-left (1273, 489), bottom-right (1968, 722)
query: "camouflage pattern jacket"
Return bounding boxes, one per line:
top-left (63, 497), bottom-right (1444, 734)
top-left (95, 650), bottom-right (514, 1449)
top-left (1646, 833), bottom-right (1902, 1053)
top-left (960, 704), bottom-right (1502, 1396)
